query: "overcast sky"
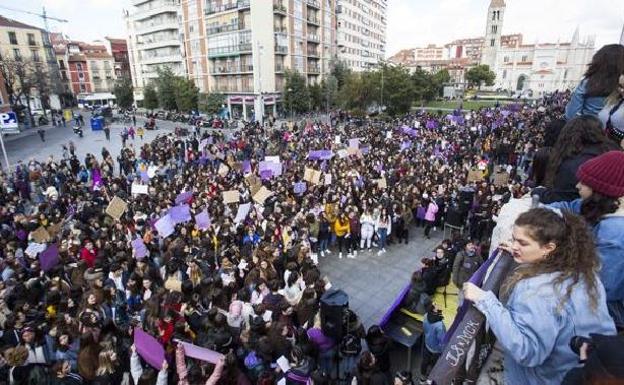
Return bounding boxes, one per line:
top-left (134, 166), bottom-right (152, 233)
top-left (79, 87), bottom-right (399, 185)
top-left (1, 0), bottom-right (622, 57)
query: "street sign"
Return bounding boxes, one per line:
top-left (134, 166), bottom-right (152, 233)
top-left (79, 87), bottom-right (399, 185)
top-left (0, 112), bottom-right (20, 134)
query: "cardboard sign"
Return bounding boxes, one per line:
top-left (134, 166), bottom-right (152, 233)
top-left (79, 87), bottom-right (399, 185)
top-left (234, 203), bottom-right (252, 224)
top-left (252, 186), bottom-right (273, 204)
top-left (467, 168), bottom-right (484, 183)
top-left (303, 167), bottom-right (314, 183)
top-left (164, 277), bottom-right (182, 292)
top-left (377, 178), bottom-right (387, 189)
top-left (218, 163), bottom-right (229, 177)
top-left (493, 171), bottom-right (510, 187)
top-left (324, 173), bottom-right (332, 186)
top-left (154, 214), bottom-right (175, 238)
top-left (195, 210), bottom-right (211, 230)
top-left (131, 238), bottom-right (148, 259)
top-left (31, 226), bottom-right (51, 244)
top-left (106, 196), bottom-right (128, 220)
top-left (47, 223), bottom-right (62, 239)
top-left (223, 190), bottom-right (240, 204)
top-left (311, 170), bottom-right (322, 185)
top-left (131, 183), bottom-right (149, 195)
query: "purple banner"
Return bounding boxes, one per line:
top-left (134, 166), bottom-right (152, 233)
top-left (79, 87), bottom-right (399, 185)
top-left (169, 204), bottom-right (192, 224)
top-left (131, 238), bottom-right (148, 259)
top-left (134, 328), bottom-right (165, 370)
top-left (175, 191), bottom-right (193, 205)
top-left (39, 243), bottom-right (59, 272)
top-left (195, 210), bottom-right (211, 230)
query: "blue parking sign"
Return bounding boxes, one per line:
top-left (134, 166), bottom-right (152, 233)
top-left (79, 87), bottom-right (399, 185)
top-left (0, 112), bottom-right (19, 133)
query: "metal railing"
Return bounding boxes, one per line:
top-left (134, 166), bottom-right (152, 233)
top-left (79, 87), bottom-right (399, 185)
top-left (306, 16), bottom-right (320, 25)
top-left (306, 0), bottom-right (320, 8)
top-left (210, 64), bottom-right (254, 74)
top-left (207, 42), bottom-right (252, 57)
top-left (273, 3), bottom-right (287, 14)
top-left (307, 34), bottom-right (320, 42)
top-left (275, 45), bottom-right (288, 54)
top-left (207, 23), bottom-right (246, 35)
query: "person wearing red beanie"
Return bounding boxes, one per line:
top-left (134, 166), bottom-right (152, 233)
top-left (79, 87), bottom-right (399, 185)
top-left (548, 150), bottom-right (624, 332)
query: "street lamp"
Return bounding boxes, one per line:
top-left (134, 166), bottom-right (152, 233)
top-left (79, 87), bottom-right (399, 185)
top-left (288, 87), bottom-right (293, 123)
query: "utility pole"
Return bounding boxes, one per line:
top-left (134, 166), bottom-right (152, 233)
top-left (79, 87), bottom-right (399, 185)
top-left (380, 62), bottom-right (384, 113)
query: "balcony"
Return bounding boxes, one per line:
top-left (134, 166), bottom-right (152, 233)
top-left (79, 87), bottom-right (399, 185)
top-left (307, 64), bottom-right (320, 73)
top-left (275, 63), bottom-right (285, 72)
top-left (306, 0), bottom-right (320, 9)
top-left (238, 0), bottom-right (250, 9)
top-left (307, 49), bottom-right (319, 58)
top-left (141, 54), bottom-right (182, 65)
top-left (307, 34), bottom-right (320, 43)
top-left (306, 16), bottom-right (320, 25)
top-left (206, 0), bottom-right (249, 15)
top-left (275, 45), bottom-right (288, 55)
top-left (207, 42), bottom-right (252, 58)
top-left (274, 26), bottom-right (287, 35)
top-left (207, 23), bottom-right (247, 35)
top-left (136, 19), bottom-right (178, 35)
top-left (210, 64), bottom-right (254, 75)
top-left (273, 3), bottom-right (287, 15)
top-left (137, 38), bottom-right (180, 50)
top-left (132, 3), bottom-right (178, 21)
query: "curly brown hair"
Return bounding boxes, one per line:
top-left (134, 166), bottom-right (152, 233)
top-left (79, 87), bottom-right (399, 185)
top-left (543, 116), bottom-right (617, 188)
top-left (501, 208), bottom-right (601, 311)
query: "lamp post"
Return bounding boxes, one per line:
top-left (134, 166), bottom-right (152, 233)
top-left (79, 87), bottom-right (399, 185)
top-left (288, 87), bottom-right (293, 123)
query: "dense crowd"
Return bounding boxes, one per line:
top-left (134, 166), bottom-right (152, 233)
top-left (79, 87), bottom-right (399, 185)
top-left (0, 44), bottom-right (623, 385)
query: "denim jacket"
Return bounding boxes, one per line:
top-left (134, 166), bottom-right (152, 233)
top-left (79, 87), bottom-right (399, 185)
top-left (548, 199), bottom-right (624, 302)
top-left (565, 78), bottom-right (606, 120)
top-left (475, 272), bottom-right (615, 385)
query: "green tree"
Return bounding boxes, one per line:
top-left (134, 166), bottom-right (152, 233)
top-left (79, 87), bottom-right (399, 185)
top-left (308, 82), bottom-right (323, 110)
top-left (174, 77), bottom-right (199, 112)
top-left (283, 70), bottom-right (309, 114)
top-left (142, 83), bottom-right (159, 111)
top-left (465, 64), bottom-right (496, 90)
top-left (154, 66), bottom-right (178, 110)
top-left (199, 92), bottom-right (226, 115)
top-left (378, 64), bottom-right (415, 115)
top-left (323, 75), bottom-right (339, 110)
top-left (329, 59), bottom-right (351, 90)
top-left (113, 77), bottom-right (134, 109)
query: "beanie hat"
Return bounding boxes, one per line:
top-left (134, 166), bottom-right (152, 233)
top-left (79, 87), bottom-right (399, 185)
top-left (576, 151), bottom-right (624, 198)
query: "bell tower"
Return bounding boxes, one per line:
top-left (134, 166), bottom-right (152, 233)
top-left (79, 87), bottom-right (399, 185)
top-left (481, 0), bottom-right (506, 69)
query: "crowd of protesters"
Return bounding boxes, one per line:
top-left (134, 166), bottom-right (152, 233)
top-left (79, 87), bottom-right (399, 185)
top-left (0, 44), bottom-right (623, 385)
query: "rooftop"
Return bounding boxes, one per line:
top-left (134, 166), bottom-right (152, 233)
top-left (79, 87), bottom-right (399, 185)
top-left (0, 15), bottom-right (41, 30)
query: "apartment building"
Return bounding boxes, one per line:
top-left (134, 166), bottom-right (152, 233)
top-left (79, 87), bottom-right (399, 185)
top-left (0, 15), bottom-right (61, 110)
top-left (104, 37), bottom-right (131, 79)
top-left (336, 0), bottom-right (386, 71)
top-left (125, 0), bottom-right (185, 101)
top-left (178, 0), bottom-right (337, 120)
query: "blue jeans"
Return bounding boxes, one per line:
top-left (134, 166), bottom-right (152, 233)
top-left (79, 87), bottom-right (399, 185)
top-left (319, 238), bottom-right (329, 253)
top-left (378, 228), bottom-right (388, 249)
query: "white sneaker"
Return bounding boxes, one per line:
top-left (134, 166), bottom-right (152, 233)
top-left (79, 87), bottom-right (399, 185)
top-left (347, 253), bottom-right (356, 259)
top-left (321, 251), bottom-right (325, 257)
top-left (382, 248), bottom-right (386, 254)
top-left (377, 250), bottom-right (382, 256)
top-left (339, 252), bottom-right (343, 259)
top-left (367, 248), bottom-right (371, 252)
top-left (433, 226), bottom-right (437, 231)
top-left (326, 250), bottom-right (332, 255)
top-left (354, 250), bottom-right (358, 256)
top-left (347, 252), bottom-right (352, 258)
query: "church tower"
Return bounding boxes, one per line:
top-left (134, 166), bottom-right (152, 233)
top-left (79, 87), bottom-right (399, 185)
top-left (481, 0), bottom-right (506, 69)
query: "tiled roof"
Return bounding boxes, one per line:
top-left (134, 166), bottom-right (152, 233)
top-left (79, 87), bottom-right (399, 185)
top-left (0, 15), bottom-right (40, 30)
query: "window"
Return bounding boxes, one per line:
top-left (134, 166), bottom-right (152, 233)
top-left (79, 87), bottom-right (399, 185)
top-left (8, 31), bottom-right (17, 45)
top-left (491, 25), bottom-right (497, 34)
top-left (27, 33), bottom-right (36, 46)
top-left (79, 83), bottom-right (86, 92)
top-left (77, 63), bottom-right (83, 71)
top-left (59, 60), bottom-right (66, 69)
top-left (521, 55), bottom-right (528, 62)
top-left (502, 69), bottom-right (507, 79)
top-left (563, 69), bottom-right (568, 79)
top-left (490, 39), bottom-right (495, 47)
top-left (503, 56), bottom-right (509, 63)
top-left (13, 48), bottom-right (21, 60)
top-left (492, 11), bottom-right (496, 20)
top-left (32, 50), bottom-right (40, 62)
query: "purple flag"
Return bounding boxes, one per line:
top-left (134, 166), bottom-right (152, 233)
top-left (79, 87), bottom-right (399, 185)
top-left (400, 141), bottom-right (412, 151)
top-left (92, 168), bottom-right (103, 190)
top-left (348, 138), bottom-right (359, 148)
top-left (293, 182), bottom-right (307, 194)
top-left (308, 150), bottom-right (334, 160)
top-left (259, 161), bottom-right (282, 177)
top-left (140, 170), bottom-right (150, 182)
top-left (501, 110), bottom-right (511, 117)
top-left (175, 191), bottom-right (193, 205)
top-left (195, 210), bottom-right (211, 230)
top-left (169, 204), bottom-right (192, 224)
top-left (177, 340), bottom-right (224, 364)
top-left (426, 120), bottom-right (437, 129)
top-left (131, 238), bottom-right (148, 259)
top-left (134, 328), bottom-right (165, 370)
top-left (39, 243), bottom-right (59, 272)
top-left (361, 146), bottom-right (370, 155)
top-left (260, 169), bottom-right (273, 180)
top-left (154, 214), bottom-right (175, 238)
top-left (242, 160), bottom-right (251, 174)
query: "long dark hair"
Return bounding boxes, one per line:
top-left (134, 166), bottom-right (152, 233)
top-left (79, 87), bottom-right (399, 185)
top-left (584, 44), bottom-right (624, 97)
top-left (501, 208), bottom-right (601, 310)
top-left (580, 192), bottom-right (621, 226)
top-left (544, 116), bottom-right (617, 188)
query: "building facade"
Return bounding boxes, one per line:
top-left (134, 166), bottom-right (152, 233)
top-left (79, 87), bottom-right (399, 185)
top-left (178, 0), bottom-right (337, 120)
top-left (336, 0), bottom-right (386, 71)
top-left (125, 0), bottom-right (185, 101)
top-left (104, 37), bottom-right (131, 79)
top-left (480, 0), bottom-right (595, 94)
top-left (0, 15), bottom-right (62, 111)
